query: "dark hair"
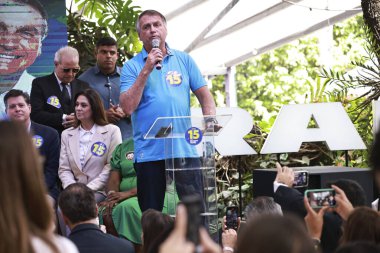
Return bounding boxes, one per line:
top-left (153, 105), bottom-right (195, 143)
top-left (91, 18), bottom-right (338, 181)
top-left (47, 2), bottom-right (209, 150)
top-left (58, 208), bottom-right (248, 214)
top-left (325, 179), bottom-right (367, 207)
top-left (15, 0), bottom-right (48, 39)
top-left (0, 121), bottom-right (58, 253)
top-left (236, 215), bottom-right (315, 253)
top-left (136, 10), bottom-right (166, 34)
top-left (341, 207), bottom-right (380, 244)
top-left (335, 241), bottom-right (380, 253)
top-left (58, 183), bottom-right (97, 224)
top-left (74, 89), bottom-right (108, 128)
top-left (3, 89), bottom-right (30, 108)
top-left (244, 196), bottom-right (282, 220)
top-left (96, 37), bottom-right (117, 48)
top-left (141, 209), bottom-right (174, 253)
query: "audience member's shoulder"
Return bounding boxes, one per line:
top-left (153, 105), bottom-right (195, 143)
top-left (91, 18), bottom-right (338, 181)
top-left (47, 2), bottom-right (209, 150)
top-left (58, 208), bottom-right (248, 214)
top-left (61, 127), bottom-right (76, 138)
top-left (31, 235), bottom-right (79, 253)
top-left (75, 78), bottom-right (90, 87)
top-left (78, 67), bottom-right (95, 80)
top-left (32, 73), bottom-right (54, 85)
top-left (32, 121), bottom-right (59, 136)
top-left (104, 123), bottom-right (121, 133)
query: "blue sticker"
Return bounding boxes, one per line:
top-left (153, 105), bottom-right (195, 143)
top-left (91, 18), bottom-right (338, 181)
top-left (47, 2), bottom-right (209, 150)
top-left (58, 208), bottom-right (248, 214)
top-left (32, 135), bottom-right (44, 148)
top-left (47, 96), bottom-right (61, 108)
top-left (166, 71), bottom-right (182, 86)
top-left (185, 127), bottom-right (203, 145)
top-left (91, 142), bottom-right (107, 157)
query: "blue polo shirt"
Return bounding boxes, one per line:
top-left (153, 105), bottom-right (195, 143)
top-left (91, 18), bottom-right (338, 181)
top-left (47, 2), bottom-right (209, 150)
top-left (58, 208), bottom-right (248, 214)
top-left (120, 45), bottom-right (206, 162)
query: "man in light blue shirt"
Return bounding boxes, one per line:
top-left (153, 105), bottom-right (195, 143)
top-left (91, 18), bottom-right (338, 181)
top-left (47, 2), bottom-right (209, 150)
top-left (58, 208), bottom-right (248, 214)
top-left (120, 10), bottom-right (216, 212)
top-left (79, 37), bottom-right (132, 140)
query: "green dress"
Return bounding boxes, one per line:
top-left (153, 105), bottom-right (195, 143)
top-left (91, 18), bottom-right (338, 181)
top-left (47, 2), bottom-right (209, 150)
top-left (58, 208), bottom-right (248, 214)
top-left (99, 139), bottom-right (177, 244)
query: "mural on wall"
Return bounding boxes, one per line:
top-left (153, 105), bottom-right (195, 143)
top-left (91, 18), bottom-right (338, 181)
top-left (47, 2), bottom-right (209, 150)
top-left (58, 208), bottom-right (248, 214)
top-left (0, 0), bottom-right (67, 116)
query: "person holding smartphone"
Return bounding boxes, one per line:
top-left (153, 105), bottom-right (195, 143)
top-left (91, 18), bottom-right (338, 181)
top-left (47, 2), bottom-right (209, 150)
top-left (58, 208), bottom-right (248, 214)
top-left (273, 162), bottom-right (365, 253)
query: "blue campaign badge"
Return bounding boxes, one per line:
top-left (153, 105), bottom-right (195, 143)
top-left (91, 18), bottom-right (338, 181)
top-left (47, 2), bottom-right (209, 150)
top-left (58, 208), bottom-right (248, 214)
top-left (185, 127), bottom-right (203, 145)
top-left (91, 142), bottom-right (107, 157)
top-left (166, 71), bottom-right (182, 86)
top-left (47, 96), bottom-right (61, 108)
top-left (32, 135), bottom-right (44, 148)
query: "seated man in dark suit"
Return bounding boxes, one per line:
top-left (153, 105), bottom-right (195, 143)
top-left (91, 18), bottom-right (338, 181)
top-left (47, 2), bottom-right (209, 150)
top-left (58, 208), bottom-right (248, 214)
top-left (273, 162), bottom-right (367, 253)
top-left (30, 46), bottom-right (89, 134)
top-left (4, 89), bottom-right (60, 203)
top-left (59, 183), bottom-right (134, 253)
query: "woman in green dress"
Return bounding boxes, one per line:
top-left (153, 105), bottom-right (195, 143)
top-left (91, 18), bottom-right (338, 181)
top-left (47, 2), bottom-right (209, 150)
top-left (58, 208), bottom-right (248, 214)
top-left (99, 139), bottom-right (177, 252)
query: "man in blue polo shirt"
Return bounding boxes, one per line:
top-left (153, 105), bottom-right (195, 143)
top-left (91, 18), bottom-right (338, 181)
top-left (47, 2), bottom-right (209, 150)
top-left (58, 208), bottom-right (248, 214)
top-left (79, 37), bottom-right (132, 140)
top-left (120, 9), bottom-right (216, 212)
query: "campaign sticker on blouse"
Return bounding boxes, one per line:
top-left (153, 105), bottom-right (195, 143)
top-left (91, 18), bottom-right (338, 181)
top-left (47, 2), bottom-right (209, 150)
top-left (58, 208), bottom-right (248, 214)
top-left (47, 96), bottom-right (61, 108)
top-left (91, 142), bottom-right (107, 157)
top-left (185, 127), bottom-right (203, 145)
top-left (32, 135), bottom-right (44, 148)
top-left (166, 71), bottom-right (182, 86)
top-left (125, 151), bottom-right (134, 160)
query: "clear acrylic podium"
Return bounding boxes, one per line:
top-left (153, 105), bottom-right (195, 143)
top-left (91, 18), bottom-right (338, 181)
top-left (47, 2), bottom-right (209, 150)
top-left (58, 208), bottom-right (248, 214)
top-left (144, 115), bottom-right (231, 240)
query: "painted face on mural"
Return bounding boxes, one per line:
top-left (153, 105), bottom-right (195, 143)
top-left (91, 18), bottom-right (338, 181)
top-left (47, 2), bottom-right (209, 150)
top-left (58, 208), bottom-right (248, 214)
top-left (0, 0), bottom-right (46, 75)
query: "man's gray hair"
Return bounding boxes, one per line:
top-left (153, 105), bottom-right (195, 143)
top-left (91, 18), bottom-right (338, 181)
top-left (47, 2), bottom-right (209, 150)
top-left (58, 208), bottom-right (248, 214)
top-left (244, 196), bottom-right (283, 221)
top-left (54, 46), bottom-right (79, 64)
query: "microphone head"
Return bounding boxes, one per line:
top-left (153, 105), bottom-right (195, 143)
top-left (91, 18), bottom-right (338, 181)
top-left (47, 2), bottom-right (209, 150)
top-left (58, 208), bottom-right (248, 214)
top-left (151, 38), bottom-right (160, 48)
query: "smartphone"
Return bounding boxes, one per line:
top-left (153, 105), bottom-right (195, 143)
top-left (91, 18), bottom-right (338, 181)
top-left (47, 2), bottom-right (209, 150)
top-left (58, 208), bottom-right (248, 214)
top-left (155, 126), bottom-right (172, 138)
top-left (182, 195), bottom-right (202, 245)
top-left (293, 170), bottom-right (309, 188)
top-left (226, 206), bottom-right (239, 230)
top-left (305, 188), bottom-right (336, 208)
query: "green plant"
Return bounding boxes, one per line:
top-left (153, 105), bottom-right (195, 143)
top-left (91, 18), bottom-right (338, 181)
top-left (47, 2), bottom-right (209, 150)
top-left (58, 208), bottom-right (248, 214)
top-left (67, 0), bottom-right (142, 71)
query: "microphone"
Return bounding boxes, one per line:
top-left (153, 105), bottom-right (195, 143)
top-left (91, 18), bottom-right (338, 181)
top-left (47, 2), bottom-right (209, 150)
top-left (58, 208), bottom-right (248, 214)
top-left (151, 38), bottom-right (162, 70)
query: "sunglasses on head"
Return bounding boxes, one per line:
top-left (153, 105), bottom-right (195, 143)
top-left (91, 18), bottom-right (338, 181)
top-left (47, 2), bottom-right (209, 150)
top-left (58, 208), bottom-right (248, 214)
top-left (62, 68), bottom-right (80, 73)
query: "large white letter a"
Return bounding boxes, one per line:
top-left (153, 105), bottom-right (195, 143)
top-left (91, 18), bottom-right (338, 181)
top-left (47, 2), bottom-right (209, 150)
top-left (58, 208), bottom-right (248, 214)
top-left (260, 103), bottom-right (366, 154)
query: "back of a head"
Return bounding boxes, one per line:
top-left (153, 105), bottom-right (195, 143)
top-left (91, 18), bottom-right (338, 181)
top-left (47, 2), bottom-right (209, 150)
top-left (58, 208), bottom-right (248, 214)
top-left (236, 215), bottom-right (314, 253)
top-left (326, 179), bottom-right (366, 207)
top-left (0, 121), bottom-right (53, 252)
top-left (244, 196), bottom-right (282, 221)
top-left (335, 241), bottom-right (380, 253)
top-left (141, 209), bottom-right (174, 253)
top-left (341, 207), bottom-right (380, 244)
top-left (58, 183), bottom-right (97, 224)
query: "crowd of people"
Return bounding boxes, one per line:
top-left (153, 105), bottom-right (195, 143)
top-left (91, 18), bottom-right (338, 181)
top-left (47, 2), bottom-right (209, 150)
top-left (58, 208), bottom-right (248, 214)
top-left (0, 4), bottom-right (380, 253)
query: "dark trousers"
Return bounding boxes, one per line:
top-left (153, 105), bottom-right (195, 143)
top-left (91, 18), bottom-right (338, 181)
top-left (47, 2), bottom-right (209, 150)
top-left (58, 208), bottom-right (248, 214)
top-left (135, 158), bottom-right (203, 212)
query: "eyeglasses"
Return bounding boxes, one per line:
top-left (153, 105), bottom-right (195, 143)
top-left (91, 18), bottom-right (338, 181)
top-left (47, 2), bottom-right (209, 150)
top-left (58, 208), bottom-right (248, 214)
top-left (62, 68), bottom-right (80, 73)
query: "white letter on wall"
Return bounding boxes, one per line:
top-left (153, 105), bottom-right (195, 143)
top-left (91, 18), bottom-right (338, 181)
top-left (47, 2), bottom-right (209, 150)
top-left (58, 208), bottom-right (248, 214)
top-left (260, 103), bottom-right (366, 154)
top-left (191, 107), bottom-right (256, 155)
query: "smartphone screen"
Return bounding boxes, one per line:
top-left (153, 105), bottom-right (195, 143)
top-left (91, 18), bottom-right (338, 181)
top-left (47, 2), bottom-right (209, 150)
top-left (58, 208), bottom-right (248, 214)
top-left (226, 206), bottom-right (239, 230)
top-left (293, 171), bottom-right (309, 188)
top-left (182, 195), bottom-right (202, 245)
top-left (305, 189), bottom-right (336, 208)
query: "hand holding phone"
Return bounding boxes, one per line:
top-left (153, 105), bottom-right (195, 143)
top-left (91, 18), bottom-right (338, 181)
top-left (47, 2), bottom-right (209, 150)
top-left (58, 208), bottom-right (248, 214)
top-left (182, 195), bottom-right (202, 245)
top-left (225, 206), bottom-right (239, 230)
top-left (305, 189), bottom-right (336, 208)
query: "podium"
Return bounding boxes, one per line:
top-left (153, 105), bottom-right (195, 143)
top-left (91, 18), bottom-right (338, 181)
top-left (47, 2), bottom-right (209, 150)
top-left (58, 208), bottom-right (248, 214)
top-left (145, 115), bottom-right (231, 240)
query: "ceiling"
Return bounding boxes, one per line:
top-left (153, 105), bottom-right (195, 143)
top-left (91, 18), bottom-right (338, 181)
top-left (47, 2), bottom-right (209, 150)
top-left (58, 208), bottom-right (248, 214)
top-left (132, 0), bottom-right (362, 75)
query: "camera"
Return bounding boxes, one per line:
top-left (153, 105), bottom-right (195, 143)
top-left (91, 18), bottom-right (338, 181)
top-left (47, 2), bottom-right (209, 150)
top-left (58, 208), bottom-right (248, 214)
top-left (305, 188), bottom-right (336, 208)
top-left (182, 195), bottom-right (203, 245)
top-left (226, 206), bottom-right (239, 230)
top-left (293, 170), bottom-right (309, 188)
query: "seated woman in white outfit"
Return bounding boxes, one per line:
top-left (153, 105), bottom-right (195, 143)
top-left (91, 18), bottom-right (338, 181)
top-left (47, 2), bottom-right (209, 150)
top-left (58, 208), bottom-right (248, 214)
top-left (59, 88), bottom-right (122, 202)
top-left (0, 121), bottom-right (78, 253)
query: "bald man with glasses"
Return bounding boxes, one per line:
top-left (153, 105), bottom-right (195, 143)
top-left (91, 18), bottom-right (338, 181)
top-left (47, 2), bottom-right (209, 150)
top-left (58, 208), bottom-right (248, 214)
top-left (30, 46), bottom-right (90, 134)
